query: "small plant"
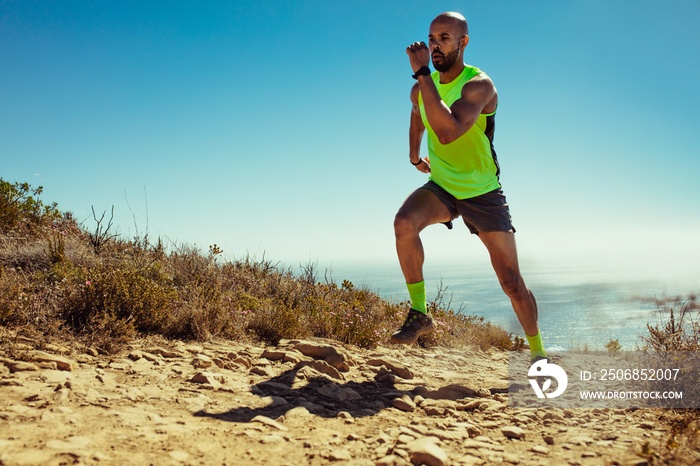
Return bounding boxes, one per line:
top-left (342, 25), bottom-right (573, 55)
top-left (208, 244), bottom-right (223, 259)
top-left (605, 338), bottom-right (622, 353)
top-left (46, 233), bottom-right (66, 264)
top-left (512, 335), bottom-right (526, 352)
top-left (87, 205), bottom-right (118, 254)
top-left (642, 302), bottom-right (699, 352)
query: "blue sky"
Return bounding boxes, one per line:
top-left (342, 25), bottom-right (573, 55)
top-left (2, 0), bottom-right (699, 286)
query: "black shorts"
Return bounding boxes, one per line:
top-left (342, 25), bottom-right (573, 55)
top-left (420, 180), bottom-right (515, 235)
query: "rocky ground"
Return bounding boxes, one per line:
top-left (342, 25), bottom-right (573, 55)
top-left (1, 334), bottom-right (697, 466)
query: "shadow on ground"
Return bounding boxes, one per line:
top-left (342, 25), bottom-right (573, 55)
top-left (194, 367), bottom-right (508, 423)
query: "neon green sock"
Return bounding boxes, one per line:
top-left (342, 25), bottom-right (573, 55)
top-left (406, 281), bottom-right (427, 314)
top-left (526, 330), bottom-right (547, 360)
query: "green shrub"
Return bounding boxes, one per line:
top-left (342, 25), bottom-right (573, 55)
top-left (247, 302), bottom-right (306, 345)
top-left (63, 264), bottom-right (175, 339)
top-left (0, 178), bottom-right (60, 235)
top-left (605, 338), bottom-right (622, 353)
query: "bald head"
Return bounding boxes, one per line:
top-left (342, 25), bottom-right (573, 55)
top-left (431, 12), bottom-right (468, 37)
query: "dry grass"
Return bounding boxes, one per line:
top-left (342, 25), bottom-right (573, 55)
top-left (0, 178), bottom-right (520, 355)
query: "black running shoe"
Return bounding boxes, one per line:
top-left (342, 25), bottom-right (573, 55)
top-left (390, 309), bottom-right (435, 344)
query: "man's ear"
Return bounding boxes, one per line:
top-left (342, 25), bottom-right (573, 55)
top-left (461, 35), bottom-right (470, 50)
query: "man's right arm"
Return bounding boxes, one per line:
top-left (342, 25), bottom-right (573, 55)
top-left (409, 83), bottom-right (430, 173)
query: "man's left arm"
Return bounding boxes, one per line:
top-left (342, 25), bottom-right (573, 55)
top-left (407, 41), bottom-right (496, 145)
top-left (418, 75), bottom-right (496, 145)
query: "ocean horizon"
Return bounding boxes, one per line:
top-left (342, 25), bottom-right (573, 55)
top-left (302, 257), bottom-right (698, 353)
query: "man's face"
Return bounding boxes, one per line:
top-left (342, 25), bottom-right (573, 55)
top-left (428, 19), bottom-right (465, 72)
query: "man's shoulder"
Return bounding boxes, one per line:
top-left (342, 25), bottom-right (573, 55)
top-left (461, 71), bottom-right (496, 94)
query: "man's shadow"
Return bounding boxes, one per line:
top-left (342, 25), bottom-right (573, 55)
top-left (193, 365), bottom-right (502, 423)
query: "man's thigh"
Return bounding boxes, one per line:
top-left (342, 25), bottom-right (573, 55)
top-left (396, 188), bottom-right (454, 231)
top-left (479, 230), bottom-right (522, 275)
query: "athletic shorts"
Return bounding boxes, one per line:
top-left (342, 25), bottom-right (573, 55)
top-left (419, 180), bottom-right (515, 235)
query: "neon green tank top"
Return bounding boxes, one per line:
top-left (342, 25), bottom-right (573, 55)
top-left (418, 65), bottom-right (501, 200)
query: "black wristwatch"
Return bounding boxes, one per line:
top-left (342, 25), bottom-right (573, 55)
top-left (412, 66), bottom-right (431, 79)
top-left (411, 157), bottom-right (423, 166)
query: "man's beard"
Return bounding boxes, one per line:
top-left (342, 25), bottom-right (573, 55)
top-left (432, 49), bottom-right (459, 72)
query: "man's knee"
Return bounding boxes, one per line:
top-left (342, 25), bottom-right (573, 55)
top-left (498, 270), bottom-right (528, 299)
top-left (394, 210), bottom-right (418, 238)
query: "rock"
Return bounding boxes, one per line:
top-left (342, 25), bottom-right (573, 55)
top-left (0, 359), bottom-right (40, 373)
top-left (428, 428), bottom-right (470, 442)
top-left (501, 426), bottom-right (526, 439)
top-left (337, 388), bottom-right (362, 401)
top-left (290, 341), bottom-right (351, 371)
top-left (327, 448), bottom-right (351, 461)
top-left (190, 372), bottom-right (224, 387)
top-left (284, 406), bottom-right (312, 420)
top-left (261, 348), bottom-right (287, 361)
top-left (391, 395), bottom-right (416, 412)
top-left (191, 355), bottom-right (214, 369)
top-left (569, 435), bottom-right (595, 446)
top-left (317, 383), bottom-right (340, 397)
top-left (406, 438), bottom-right (448, 466)
top-left (27, 351), bottom-right (76, 371)
top-left (454, 422), bottom-right (481, 438)
top-left (147, 347), bottom-right (187, 358)
top-left (423, 406), bottom-right (445, 416)
top-left (531, 445), bottom-right (549, 454)
top-left (543, 434), bottom-right (555, 445)
top-left (365, 357), bottom-right (413, 379)
top-left (375, 455), bottom-right (409, 466)
top-left (294, 360), bottom-right (344, 380)
top-left (250, 366), bottom-right (272, 377)
top-left (460, 399), bottom-right (482, 410)
top-left (229, 355), bottom-right (252, 368)
top-left (109, 359), bottom-right (133, 370)
top-left (283, 350), bottom-right (309, 365)
top-left (251, 415), bottom-right (288, 431)
top-left (259, 434), bottom-right (285, 444)
top-left (257, 381), bottom-right (291, 393)
top-left (428, 383), bottom-right (478, 400)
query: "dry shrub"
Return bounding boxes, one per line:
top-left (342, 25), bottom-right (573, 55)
top-left (0, 179), bottom-right (519, 354)
top-left (0, 237), bottom-right (52, 272)
top-left (62, 264), bottom-right (175, 346)
top-left (638, 301), bottom-right (700, 451)
top-left (642, 301), bottom-right (699, 352)
top-left (247, 302), bottom-right (307, 345)
top-left (0, 266), bottom-right (26, 325)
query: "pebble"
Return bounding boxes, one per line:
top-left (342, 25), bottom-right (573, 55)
top-left (406, 438), bottom-right (448, 466)
top-left (391, 395), bottom-right (416, 412)
top-left (501, 426), bottom-right (526, 439)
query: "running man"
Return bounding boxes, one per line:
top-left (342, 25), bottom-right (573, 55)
top-left (390, 12), bottom-right (546, 361)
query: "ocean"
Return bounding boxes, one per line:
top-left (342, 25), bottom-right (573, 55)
top-left (315, 258), bottom-right (698, 352)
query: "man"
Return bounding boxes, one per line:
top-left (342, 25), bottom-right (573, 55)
top-left (390, 12), bottom-right (546, 361)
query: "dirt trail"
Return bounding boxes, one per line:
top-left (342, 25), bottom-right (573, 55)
top-left (0, 335), bottom-right (694, 465)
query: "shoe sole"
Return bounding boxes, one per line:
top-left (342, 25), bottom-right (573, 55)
top-left (390, 321), bottom-right (435, 344)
